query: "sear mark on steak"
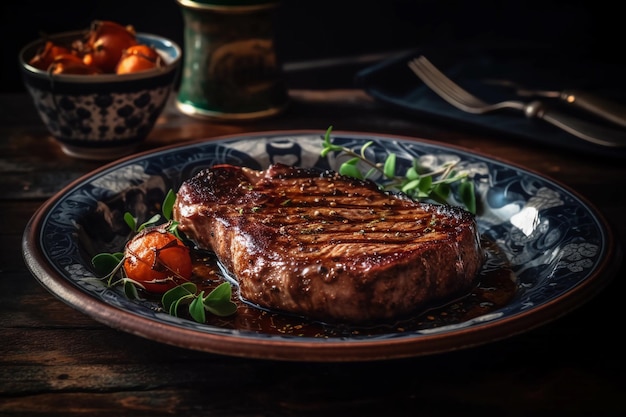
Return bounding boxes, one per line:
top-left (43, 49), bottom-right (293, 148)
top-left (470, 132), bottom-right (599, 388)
top-left (173, 163), bottom-right (485, 323)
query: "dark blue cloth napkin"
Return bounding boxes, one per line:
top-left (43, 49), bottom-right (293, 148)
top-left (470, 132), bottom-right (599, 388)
top-left (355, 43), bottom-right (626, 159)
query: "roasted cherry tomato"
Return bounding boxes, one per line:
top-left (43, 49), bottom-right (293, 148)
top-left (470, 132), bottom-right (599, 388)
top-left (28, 41), bottom-right (72, 71)
top-left (123, 227), bottom-right (192, 293)
top-left (116, 44), bottom-right (163, 74)
top-left (82, 20), bottom-right (137, 73)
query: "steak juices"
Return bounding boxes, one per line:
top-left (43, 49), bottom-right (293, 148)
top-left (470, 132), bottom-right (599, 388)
top-left (173, 163), bottom-right (484, 323)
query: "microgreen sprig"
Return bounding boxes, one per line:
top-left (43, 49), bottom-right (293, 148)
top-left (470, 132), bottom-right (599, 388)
top-left (91, 189), bottom-right (237, 323)
top-left (123, 189), bottom-right (182, 237)
top-left (162, 281), bottom-right (237, 323)
top-left (321, 126), bottom-right (476, 213)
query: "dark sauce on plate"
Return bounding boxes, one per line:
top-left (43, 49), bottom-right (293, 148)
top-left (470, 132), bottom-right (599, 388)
top-left (163, 237), bottom-right (517, 338)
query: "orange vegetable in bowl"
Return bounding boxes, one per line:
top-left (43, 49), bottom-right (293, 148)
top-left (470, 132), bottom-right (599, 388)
top-left (50, 54), bottom-right (102, 75)
top-left (28, 41), bottom-right (73, 71)
top-left (116, 44), bottom-right (163, 74)
top-left (25, 20), bottom-right (169, 76)
top-left (123, 227), bottom-right (192, 294)
top-left (82, 20), bottom-right (138, 73)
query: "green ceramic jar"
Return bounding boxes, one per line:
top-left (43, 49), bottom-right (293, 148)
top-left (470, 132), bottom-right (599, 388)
top-left (176, 0), bottom-right (289, 120)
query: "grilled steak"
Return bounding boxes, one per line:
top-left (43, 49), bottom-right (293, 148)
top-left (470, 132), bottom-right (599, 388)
top-left (173, 163), bottom-right (484, 323)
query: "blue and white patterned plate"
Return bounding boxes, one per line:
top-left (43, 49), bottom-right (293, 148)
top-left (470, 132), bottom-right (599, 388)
top-left (22, 130), bottom-right (620, 361)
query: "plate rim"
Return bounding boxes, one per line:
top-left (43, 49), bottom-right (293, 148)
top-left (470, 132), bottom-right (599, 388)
top-left (22, 129), bottom-right (622, 361)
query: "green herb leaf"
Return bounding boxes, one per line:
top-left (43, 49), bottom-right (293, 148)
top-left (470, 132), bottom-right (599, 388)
top-left (417, 175), bottom-right (432, 194)
top-left (459, 180), bottom-right (476, 214)
top-left (169, 297), bottom-right (184, 316)
top-left (162, 282), bottom-right (197, 313)
top-left (406, 166), bottom-right (419, 180)
top-left (203, 282), bottom-right (238, 317)
top-left (321, 125), bottom-right (344, 157)
top-left (189, 293), bottom-right (207, 323)
top-left (383, 153), bottom-right (396, 179)
top-left (401, 178), bottom-right (420, 194)
top-left (124, 212), bottom-right (137, 231)
top-left (421, 182), bottom-right (448, 205)
top-left (360, 141), bottom-right (374, 159)
top-left (339, 158), bottom-right (363, 179)
top-left (137, 214), bottom-right (162, 232)
top-left (91, 252), bottom-right (124, 276)
top-left (124, 280), bottom-right (140, 299)
top-left (166, 220), bottom-right (182, 239)
top-left (162, 189), bottom-right (176, 221)
top-left (323, 125), bottom-right (333, 144)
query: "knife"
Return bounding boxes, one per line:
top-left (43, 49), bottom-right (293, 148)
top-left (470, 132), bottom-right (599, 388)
top-left (483, 79), bottom-right (626, 129)
top-left (521, 100), bottom-right (626, 147)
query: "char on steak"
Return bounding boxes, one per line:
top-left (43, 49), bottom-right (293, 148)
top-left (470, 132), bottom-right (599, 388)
top-left (173, 163), bottom-right (484, 323)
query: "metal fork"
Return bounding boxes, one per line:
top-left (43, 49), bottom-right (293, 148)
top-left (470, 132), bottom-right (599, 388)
top-left (407, 56), bottom-right (626, 148)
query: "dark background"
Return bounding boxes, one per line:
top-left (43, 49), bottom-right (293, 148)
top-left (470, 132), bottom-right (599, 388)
top-left (1, 0), bottom-right (620, 93)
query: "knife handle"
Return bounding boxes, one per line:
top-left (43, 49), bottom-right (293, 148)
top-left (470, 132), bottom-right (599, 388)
top-left (525, 101), bottom-right (626, 148)
top-left (560, 90), bottom-right (626, 128)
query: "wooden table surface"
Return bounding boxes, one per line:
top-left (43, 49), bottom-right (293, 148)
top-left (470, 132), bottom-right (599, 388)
top-left (1, 70), bottom-right (625, 415)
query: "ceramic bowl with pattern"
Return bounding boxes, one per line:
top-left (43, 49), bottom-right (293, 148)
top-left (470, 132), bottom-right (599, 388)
top-left (19, 30), bottom-right (181, 161)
